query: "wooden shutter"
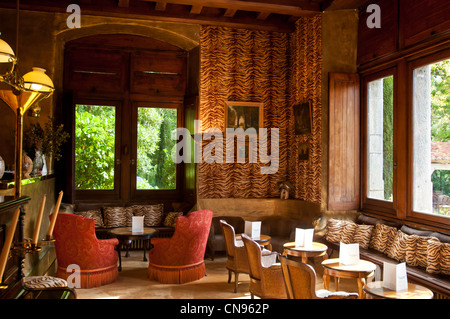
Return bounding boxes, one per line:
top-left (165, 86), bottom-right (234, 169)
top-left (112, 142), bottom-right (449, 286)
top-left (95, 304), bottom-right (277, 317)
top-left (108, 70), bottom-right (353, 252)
top-left (328, 73), bottom-right (360, 211)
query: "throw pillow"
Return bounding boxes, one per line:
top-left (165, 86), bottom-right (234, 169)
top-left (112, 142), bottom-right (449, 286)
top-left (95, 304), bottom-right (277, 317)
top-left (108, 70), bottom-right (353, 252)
top-left (414, 235), bottom-right (439, 268)
top-left (132, 204), bottom-right (164, 227)
top-left (340, 221), bottom-right (358, 244)
top-left (426, 238), bottom-right (450, 275)
top-left (369, 223), bottom-right (397, 254)
top-left (325, 219), bottom-right (344, 243)
top-left (352, 224), bottom-right (374, 249)
top-left (75, 209), bottom-right (104, 228)
top-left (386, 230), bottom-right (410, 262)
top-left (103, 207), bottom-right (133, 228)
top-left (163, 212), bottom-right (183, 227)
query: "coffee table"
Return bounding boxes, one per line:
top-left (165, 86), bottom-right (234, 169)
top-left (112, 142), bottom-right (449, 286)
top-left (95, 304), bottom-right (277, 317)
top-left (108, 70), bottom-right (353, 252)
top-left (363, 281), bottom-right (434, 299)
top-left (108, 227), bottom-right (158, 271)
top-left (283, 242), bottom-right (328, 263)
top-left (322, 258), bottom-right (376, 299)
top-left (236, 234), bottom-right (272, 250)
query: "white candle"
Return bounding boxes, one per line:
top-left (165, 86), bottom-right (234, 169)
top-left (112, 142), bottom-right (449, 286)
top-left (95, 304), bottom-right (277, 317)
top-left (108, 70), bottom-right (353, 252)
top-left (32, 195), bottom-right (46, 245)
top-left (0, 208), bottom-right (20, 284)
top-left (46, 191), bottom-right (63, 239)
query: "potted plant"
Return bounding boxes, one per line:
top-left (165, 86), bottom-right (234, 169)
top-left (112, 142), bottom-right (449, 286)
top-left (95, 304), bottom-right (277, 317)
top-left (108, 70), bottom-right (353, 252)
top-left (24, 117), bottom-right (70, 175)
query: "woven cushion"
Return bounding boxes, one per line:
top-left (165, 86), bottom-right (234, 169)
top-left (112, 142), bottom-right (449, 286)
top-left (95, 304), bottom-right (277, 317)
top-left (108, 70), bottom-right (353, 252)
top-left (386, 230), bottom-right (411, 262)
top-left (340, 221), bottom-right (358, 244)
top-left (163, 212), bottom-right (182, 227)
top-left (427, 238), bottom-right (450, 275)
top-left (76, 209), bottom-right (104, 228)
top-left (352, 224), bottom-right (374, 249)
top-left (132, 204), bottom-right (164, 227)
top-left (405, 235), bottom-right (439, 268)
top-left (325, 219), bottom-right (345, 243)
top-left (369, 224), bottom-right (397, 254)
top-left (103, 207), bottom-right (133, 228)
top-left (22, 276), bottom-right (68, 289)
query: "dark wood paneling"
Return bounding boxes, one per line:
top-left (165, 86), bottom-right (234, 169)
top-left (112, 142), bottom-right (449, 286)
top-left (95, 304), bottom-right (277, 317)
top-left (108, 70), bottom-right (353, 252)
top-left (328, 72), bottom-right (360, 211)
top-left (400, 0), bottom-right (450, 48)
top-left (357, 0), bottom-right (398, 65)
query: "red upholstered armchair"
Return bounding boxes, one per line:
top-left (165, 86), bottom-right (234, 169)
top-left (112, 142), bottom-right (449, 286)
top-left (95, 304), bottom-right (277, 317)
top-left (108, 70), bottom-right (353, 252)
top-left (148, 209), bottom-right (213, 284)
top-left (52, 212), bottom-right (119, 288)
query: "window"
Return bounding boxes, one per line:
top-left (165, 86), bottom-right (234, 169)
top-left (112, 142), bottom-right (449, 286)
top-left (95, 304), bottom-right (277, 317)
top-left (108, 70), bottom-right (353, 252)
top-left (75, 104), bottom-right (117, 190)
top-left (361, 49), bottom-right (450, 229)
top-left (136, 107), bottom-right (177, 190)
top-left (412, 58), bottom-right (450, 219)
top-left (366, 75), bottom-right (394, 202)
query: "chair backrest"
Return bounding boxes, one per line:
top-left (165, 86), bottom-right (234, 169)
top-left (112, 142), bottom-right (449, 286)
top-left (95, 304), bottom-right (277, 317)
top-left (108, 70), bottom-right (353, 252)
top-left (220, 220), bottom-right (237, 257)
top-left (279, 255), bottom-right (317, 299)
top-left (241, 233), bottom-right (263, 282)
top-left (52, 212), bottom-right (98, 268)
top-left (170, 209), bottom-right (213, 264)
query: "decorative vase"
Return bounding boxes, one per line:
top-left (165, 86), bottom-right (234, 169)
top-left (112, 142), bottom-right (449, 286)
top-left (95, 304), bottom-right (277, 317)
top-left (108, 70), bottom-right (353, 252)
top-left (23, 154), bottom-right (33, 179)
top-left (33, 150), bottom-right (44, 176)
top-left (45, 153), bottom-right (53, 175)
top-left (0, 155), bottom-right (4, 179)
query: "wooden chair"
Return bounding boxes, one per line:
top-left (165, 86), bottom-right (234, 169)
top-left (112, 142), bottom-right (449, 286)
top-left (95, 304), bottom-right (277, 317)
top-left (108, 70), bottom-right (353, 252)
top-left (279, 255), bottom-right (358, 299)
top-left (241, 234), bottom-right (287, 299)
top-left (220, 220), bottom-right (249, 292)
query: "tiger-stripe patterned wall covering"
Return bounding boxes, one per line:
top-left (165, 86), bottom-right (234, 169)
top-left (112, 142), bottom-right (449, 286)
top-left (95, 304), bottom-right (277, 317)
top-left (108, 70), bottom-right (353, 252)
top-left (198, 16), bottom-right (322, 204)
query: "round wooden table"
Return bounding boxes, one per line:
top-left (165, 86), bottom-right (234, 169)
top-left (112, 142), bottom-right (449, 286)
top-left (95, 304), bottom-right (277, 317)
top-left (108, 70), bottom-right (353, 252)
top-left (363, 281), bottom-right (434, 299)
top-left (236, 234), bottom-right (272, 250)
top-left (108, 227), bottom-right (158, 271)
top-left (322, 258), bottom-right (376, 299)
top-left (283, 242), bottom-right (328, 263)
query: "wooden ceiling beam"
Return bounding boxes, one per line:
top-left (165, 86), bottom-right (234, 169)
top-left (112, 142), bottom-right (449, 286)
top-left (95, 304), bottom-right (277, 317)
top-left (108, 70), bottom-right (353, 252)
top-left (139, 0), bottom-right (320, 15)
top-left (223, 8), bottom-right (237, 18)
top-left (190, 5), bottom-right (203, 14)
top-left (155, 1), bottom-right (167, 11)
top-left (117, 0), bottom-right (130, 8)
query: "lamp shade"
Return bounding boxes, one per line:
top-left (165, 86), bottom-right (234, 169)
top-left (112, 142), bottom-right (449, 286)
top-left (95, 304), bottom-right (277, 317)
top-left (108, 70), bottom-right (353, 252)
top-left (22, 67), bottom-right (54, 93)
top-left (0, 38), bottom-right (15, 63)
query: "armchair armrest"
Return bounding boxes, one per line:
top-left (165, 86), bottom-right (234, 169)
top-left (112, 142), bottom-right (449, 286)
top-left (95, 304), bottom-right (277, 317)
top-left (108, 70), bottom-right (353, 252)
top-left (99, 238), bottom-right (119, 246)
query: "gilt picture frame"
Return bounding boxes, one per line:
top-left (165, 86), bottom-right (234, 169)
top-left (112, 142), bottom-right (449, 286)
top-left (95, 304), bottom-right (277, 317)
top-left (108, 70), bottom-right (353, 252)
top-left (225, 101), bottom-right (263, 134)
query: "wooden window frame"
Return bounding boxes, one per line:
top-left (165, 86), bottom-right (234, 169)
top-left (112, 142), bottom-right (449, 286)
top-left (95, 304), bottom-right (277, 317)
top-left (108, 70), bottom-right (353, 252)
top-left (361, 67), bottom-right (398, 217)
top-left (406, 48), bottom-right (450, 228)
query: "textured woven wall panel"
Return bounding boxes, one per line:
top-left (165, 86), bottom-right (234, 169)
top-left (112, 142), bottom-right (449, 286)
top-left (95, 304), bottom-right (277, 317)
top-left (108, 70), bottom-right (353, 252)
top-left (199, 18), bottom-right (322, 203)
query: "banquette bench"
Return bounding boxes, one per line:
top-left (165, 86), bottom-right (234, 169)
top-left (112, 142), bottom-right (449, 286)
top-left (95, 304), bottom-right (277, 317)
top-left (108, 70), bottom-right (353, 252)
top-left (318, 213), bottom-right (450, 299)
top-left (61, 203), bottom-right (182, 249)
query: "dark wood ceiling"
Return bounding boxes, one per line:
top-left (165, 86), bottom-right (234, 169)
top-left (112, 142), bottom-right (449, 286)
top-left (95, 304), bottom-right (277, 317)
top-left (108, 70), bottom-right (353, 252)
top-left (0, 0), bottom-right (373, 32)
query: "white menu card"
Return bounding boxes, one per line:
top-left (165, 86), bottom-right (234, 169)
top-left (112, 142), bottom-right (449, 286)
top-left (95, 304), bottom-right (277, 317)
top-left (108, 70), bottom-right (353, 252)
top-left (245, 221), bottom-right (261, 239)
top-left (339, 242), bottom-right (360, 265)
top-left (132, 216), bottom-right (144, 233)
top-left (383, 262), bottom-right (408, 291)
top-left (295, 228), bottom-right (314, 248)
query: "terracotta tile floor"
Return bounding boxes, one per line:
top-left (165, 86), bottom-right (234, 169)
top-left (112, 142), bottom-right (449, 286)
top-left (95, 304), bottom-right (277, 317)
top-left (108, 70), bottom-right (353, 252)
top-left (75, 250), bottom-right (361, 299)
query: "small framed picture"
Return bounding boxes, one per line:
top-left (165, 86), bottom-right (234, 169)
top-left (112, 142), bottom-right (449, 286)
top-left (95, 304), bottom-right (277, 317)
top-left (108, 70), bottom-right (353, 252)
top-left (298, 142), bottom-right (309, 161)
top-left (294, 100), bottom-right (312, 135)
top-left (225, 101), bottom-right (263, 134)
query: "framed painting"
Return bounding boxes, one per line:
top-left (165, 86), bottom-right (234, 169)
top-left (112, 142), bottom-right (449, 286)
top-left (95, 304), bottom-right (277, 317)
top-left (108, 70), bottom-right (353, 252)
top-left (298, 141), bottom-right (309, 161)
top-left (225, 101), bottom-right (263, 134)
top-left (294, 100), bottom-right (312, 135)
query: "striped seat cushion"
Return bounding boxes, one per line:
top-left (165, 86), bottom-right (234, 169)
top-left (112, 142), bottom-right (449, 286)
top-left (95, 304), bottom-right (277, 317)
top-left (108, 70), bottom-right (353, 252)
top-left (22, 276), bottom-right (68, 290)
top-left (369, 223), bottom-right (398, 254)
top-left (427, 238), bottom-right (450, 275)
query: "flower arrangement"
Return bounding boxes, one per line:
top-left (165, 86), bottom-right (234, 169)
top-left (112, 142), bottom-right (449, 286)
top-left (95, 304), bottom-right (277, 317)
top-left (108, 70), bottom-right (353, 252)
top-left (24, 117), bottom-right (70, 162)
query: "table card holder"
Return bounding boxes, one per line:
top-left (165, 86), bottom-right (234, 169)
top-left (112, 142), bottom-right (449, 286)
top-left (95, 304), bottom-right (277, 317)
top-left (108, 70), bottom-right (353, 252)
top-left (339, 242), bottom-right (360, 265)
top-left (132, 216), bottom-right (144, 233)
top-left (245, 221), bottom-right (261, 239)
top-left (295, 228), bottom-right (314, 248)
top-left (383, 261), bottom-right (408, 291)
